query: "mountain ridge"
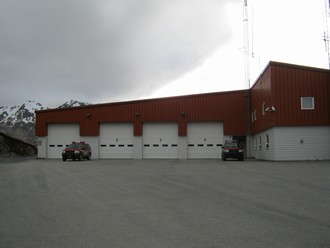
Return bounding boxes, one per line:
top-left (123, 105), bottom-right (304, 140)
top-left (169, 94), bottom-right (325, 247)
top-left (0, 100), bottom-right (91, 146)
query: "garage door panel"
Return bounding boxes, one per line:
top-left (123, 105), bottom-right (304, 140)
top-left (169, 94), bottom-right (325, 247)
top-left (100, 123), bottom-right (134, 159)
top-left (47, 124), bottom-right (80, 159)
top-left (187, 122), bottom-right (223, 159)
top-left (143, 123), bottom-right (178, 159)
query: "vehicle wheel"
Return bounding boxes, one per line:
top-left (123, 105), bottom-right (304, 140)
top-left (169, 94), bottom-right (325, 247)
top-left (78, 153), bottom-right (82, 161)
top-left (62, 157), bottom-right (66, 161)
top-left (87, 153), bottom-right (91, 160)
top-left (222, 155), bottom-right (226, 161)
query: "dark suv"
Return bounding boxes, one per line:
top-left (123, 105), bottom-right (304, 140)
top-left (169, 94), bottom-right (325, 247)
top-left (62, 141), bottom-right (92, 161)
top-left (221, 140), bottom-right (244, 161)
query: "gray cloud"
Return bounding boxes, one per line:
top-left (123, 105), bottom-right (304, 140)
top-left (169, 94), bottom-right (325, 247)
top-left (0, 0), bottom-right (239, 107)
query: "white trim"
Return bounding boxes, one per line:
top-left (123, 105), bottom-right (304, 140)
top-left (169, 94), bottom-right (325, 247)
top-left (301, 97), bottom-right (314, 110)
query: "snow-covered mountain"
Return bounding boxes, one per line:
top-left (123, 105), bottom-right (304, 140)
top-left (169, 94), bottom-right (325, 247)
top-left (57, 100), bottom-right (90, 109)
top-left (0, 100), bottom-right (45, 127)
top-left (0, 100), bottom-right (91, 145)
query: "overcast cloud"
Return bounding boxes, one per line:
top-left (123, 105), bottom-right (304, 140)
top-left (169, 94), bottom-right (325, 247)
top-left (0, 0), bottom-right (240, 107)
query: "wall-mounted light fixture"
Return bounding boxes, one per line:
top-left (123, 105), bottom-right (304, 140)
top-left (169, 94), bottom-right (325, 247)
top-left (135, 112), bottom-right (140, 117)
top-left (180, 111), bottom-right (185, 116)
top-left (265, 106), bottom-right (276, 112)
top-left (85, 113), bottom-right (92, 118)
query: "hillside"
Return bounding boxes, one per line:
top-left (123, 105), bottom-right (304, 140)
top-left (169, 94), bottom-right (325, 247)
top-left (0, 132), bottom-right (37, 158)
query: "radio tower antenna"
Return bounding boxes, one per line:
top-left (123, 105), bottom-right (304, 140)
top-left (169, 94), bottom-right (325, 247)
top-left (324, 0), bottom-right (330, 69)
top-left (243, 0), bottom-right (250, 89)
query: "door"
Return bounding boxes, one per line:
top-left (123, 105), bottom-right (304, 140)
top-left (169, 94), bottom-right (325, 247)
top-left (143, 123), bottom-right (178, 159)
top-left (47, 123), bottom-right (80, 158)
top-left (187, 122), bottom-right (223, 159)
top-left (99, 123), bottom-right (134, 159)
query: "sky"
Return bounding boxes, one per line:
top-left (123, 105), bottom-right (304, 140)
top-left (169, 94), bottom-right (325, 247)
top-left (0, 0), bottom-right (329, 108)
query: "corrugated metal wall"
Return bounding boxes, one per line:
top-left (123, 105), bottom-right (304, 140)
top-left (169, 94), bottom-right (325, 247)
top-left (251, 62), bottom-right (330, 135)
top-left (36, 62), bottom-right (330, 139)
top-left (36, 91), bottom-right (248, 137)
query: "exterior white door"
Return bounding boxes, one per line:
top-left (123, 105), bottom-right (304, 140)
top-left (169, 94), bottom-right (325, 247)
top-left (143, 123), bottom-right (178, 159)
top-left (187, 122), bottom-right (223, 159)
top-left (99, 123), bottom-right (134, 159)
top-left (47, 124), bottom-right (80, 158)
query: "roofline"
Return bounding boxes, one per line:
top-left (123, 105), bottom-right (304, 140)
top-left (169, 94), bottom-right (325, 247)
top-left (250, 61), bottom-right (330, 89)
top-left (35, 61), bottom-right (329, 114)
top-left (35, 89), bottom-right (248, 114)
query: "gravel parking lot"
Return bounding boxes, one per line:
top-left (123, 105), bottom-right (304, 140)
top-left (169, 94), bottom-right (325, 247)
top-left (0, 158), bottom-right (330, 248)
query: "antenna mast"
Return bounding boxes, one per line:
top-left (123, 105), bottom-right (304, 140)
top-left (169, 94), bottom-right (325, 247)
top-left (243, 0), bottom-right (250, 89)
top-left (324, 0), bottom-right (330, 69)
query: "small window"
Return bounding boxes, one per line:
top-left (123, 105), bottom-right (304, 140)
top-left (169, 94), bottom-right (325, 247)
top-left (258, 136), bottom-right (262, 151)
top-left (262, 102), bottom-right (265, 115)
top-left (254, 138), bottom-right (257, 151)
top-left (301, 97), bottom-right (314, 110)
top-left (265, 134), bottom-right (269, 150)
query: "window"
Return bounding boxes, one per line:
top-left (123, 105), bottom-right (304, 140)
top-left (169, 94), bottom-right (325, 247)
top-left (262, 102), bottom-right (265, 115)
top-left (301, 97), bottom-right (314, 110)
top-left (251, 109), bottom-right (257, 121)
top-left (254, 137), bottom-right (257, 151)
top-left (265, 134), bottom-right (269, 150)
top-left (258, 136), bottom-right (262, 151)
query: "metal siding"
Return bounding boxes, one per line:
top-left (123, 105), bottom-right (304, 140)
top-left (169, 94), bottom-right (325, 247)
top-left (251, 62), bottom-right (330, 135)
top-left (273, 126), bottom-right (330, 161)
top-left (273, 64), bottom-right (330, 127)
top-left (252, 128), bottom-right (275, 161)
top-left (36, 91), bottom-right (247, 137)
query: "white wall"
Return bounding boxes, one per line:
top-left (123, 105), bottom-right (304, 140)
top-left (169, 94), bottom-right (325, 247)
top-left (37, 137), bottom-right (47, 158)
top-left (253, 126), bottom-right (330, 161)
top-left (178, 136), bottom-right (188, 159)
top-left (133, 136), bottom-right (143, 159)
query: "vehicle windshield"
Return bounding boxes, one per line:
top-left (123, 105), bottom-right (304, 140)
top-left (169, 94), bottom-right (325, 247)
top-left (224, 142), bottom-right (239, 148)
top-left (68, 143), bottom-right (81, 149)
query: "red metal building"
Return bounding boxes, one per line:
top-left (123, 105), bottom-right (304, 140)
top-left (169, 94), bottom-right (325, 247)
top-left (36, 61), bottom-right (330, 160)
top-left (250, 62), bottom-right (330, 160)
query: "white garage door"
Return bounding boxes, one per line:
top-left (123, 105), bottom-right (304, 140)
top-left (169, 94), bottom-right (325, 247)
top-left (99, 123), bottom-right (134, 159)
top-left (187, 122), bottom-right (223, 159)
top-left (143, 123), bottom-right (178, 159)
top-left (47, 124), bottom-right (80, 158)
